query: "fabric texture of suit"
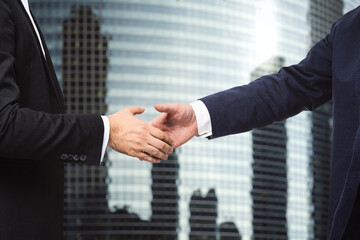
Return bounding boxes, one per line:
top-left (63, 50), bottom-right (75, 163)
top-left (0, 0), bottom-right (104, 239)
top-left (201, 6), bottom-right (360, 240)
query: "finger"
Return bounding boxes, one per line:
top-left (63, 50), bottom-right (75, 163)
top-left (150, 125), bottom-right (174, 147)
top-left (154, 103), bottom-right (178, 114)
top-left (143, 145), bottom-right (169, 160)
top-left (137, 152), bottom-right (161, 163)
top-left (148, 135), bottom-right (174, 155)
top-left (149, 114), bottom-right (167, 128)
top-left (128, 106), bottom-right (145, 115)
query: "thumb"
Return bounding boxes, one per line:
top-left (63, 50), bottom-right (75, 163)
top-left (128, 106), bottom-right (145, 115)
top-left (154, 103), bottom-right (178, 114)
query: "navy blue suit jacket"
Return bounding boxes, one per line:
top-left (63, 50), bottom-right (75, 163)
top-left (201, 6), bottom-right (360, 240)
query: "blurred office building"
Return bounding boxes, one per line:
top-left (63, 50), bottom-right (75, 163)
top-left (308, 1), bottom-right (343, 239)
top-left (251, 57), bottom-right (287, 240)
top-left (31, 0), bottom-right (360, 239)
top-left (61, 5), bottom-right (111, 240)
top-left (189, 189), bottom-right (218, 240)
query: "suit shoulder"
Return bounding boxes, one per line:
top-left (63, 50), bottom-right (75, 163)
top-left (335, 6), bottom-right (360, 29)
top-left (325, 5), bottom-right (360, 44)
top-left (0, 0), bottom-right (10, 8)
top-left (0, 0), bottom-right (13, 17)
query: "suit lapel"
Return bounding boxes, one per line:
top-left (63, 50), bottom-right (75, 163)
top-left (30, 9), bottom-right (65, 112)
top-left (16, 0), bottom-right (65, 112)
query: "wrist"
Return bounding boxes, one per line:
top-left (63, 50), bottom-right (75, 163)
top-left (107, 115), bottom-right (115, 148)
top-left (188, 105), bottom-right (198, 137)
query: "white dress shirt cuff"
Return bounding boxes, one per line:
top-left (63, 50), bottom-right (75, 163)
top-left (190, 100), bottom-right (212, 138)
top-left (100, 116), bottom-right (110, 163)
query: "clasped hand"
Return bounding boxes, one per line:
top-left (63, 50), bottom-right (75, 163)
top-left (107, 106), bottom-right (174, 163)
top-left (150, 103), bottom-right (198, 148)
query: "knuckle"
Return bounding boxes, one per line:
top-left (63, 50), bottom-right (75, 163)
top-left (145, 135), bottom-right (151, 143)
top-left (138, 153), bottom-right (146, 161)
top-left (140, 133), bottom-right (148, 140)
top-left (141, 124), bottom-right (149, 131)
top-left (161, 142), bottom-right (167, 149)
top-left (152, 149), bottom-right (160, 156)
top-left (129, 149), bottom-right (136, 156)
top-left (160, 133), bottom-right (166, 140)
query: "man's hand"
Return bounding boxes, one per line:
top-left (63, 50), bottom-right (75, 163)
top-left (150, 103), bottom-right (198, 148)
top-left (107, 106), bottom-right (174, 163)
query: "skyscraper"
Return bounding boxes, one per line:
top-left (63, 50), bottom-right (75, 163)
top-left (108, 151), bottom-right (179, 240)
top-left (308, 1), bottom-right (343, 238)
top-left (251, 57), bottom-right (287, 239)
top-left (189, 189), bottom-right (217, 240)
top-left (219, 222), bottom-right (242, 240)
top-left (189, 189), bottom-right (241, 240)
top-left (61, 5), bottom-right (110, 239)
top-left (151, 151), bottom-right (179, 239)
top-left (62, 5), bottom-right (108, 115)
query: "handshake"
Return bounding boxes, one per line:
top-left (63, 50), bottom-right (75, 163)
top-left (107, 103), bottom-right (197, 163)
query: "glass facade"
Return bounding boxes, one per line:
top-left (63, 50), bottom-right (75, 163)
top-left (30, 1), bottom-right (360, 239)
top-left (251, 57), bottom-right (287, 240)
top-left (308, 1), bottom-right (343, 239)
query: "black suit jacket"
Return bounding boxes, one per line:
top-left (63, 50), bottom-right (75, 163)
top-left (201, 6), bottom-right (360, 239)
top-left (0, 0), bottom-right (104, 239)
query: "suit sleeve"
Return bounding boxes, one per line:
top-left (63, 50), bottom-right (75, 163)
top-left (0, 0), bottom-right (104, 165)
top-left (200, 22), bottom-right (336, 139)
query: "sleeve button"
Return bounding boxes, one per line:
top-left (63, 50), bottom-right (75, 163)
top-left (80, 154), bottom-right (87, 162)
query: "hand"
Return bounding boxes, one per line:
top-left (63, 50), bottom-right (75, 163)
top-left (150, 103), bottom-right (198, 148)
top-left (107, 106), bottom-right (174, 163)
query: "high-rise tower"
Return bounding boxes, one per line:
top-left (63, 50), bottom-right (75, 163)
top-left (251, 57), bottom-right (287, 239)
top-left (151, 151), bottom-right (179, 239)
top-left (219, 222), bottom-right (242, 240)
top-left (61, 5), bottom-right (110, 239)
top-left (308, 1), bottom-right (343, 238)
top-left (189, 189), bottom-right (217, 240)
